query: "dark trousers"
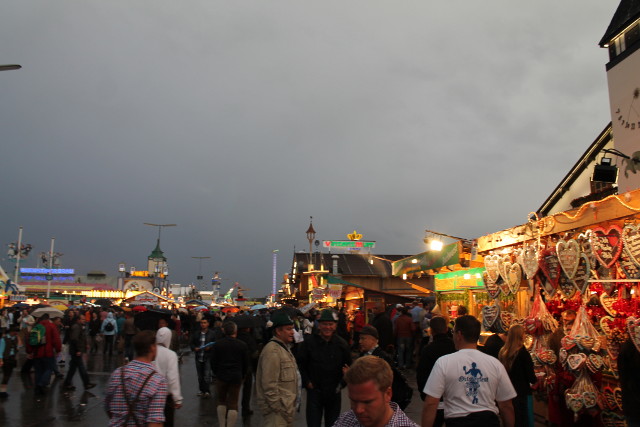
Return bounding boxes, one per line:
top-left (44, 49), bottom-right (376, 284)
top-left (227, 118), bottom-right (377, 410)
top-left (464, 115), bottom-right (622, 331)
top-left (34, 357), bottom-right (56, 388)
top-left (103, 335), bottom-right (115, 355)
top-left (241, 370), bottom-right (253, 414)
top-left (124, 334), bottom-right (135, 360)
top-left (306, 388), bottom-right (341, 427)
top-left (165, 395), bottom-right (175, 427)
top-left (2, 358), bottom-right (16, 385)
top-left (64, 353), bottom-right (89, 387)
top-left (195, 358), bottom-right (211, 393)
top-left (446, 410), bottom-right (500, 427)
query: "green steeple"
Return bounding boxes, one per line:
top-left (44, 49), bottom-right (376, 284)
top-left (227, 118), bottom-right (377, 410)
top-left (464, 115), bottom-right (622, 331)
top-left (148, 239), bottom-right (166, 261)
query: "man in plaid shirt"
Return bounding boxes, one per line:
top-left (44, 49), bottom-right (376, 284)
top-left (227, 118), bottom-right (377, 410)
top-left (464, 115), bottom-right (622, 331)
top-left (105, 331), bottom-right (168, 427)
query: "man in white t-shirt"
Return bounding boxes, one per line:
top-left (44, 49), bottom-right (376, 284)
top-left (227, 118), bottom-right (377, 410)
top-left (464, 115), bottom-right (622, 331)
top-left (421, 315), bottom-right (515, 427)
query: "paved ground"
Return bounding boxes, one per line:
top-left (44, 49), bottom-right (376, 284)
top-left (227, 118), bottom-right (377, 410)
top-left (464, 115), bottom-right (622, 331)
top-left (0, 347), bottom-right (428, 427)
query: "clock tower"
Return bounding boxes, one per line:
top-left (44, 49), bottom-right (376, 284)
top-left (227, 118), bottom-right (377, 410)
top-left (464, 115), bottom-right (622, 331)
top-left (600, 0), bottom-right (640, 190)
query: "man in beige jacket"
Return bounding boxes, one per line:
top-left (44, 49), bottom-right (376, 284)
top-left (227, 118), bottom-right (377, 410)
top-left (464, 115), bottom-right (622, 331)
top-left (256, 312), bottom-right (301, 427)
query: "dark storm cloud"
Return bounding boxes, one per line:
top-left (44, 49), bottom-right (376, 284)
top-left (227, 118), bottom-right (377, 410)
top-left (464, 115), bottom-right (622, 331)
top-left (0, 1), bottom-right (616, 295)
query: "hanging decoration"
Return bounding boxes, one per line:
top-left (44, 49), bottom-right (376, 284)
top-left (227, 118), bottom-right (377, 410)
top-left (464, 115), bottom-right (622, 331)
top-left (590, 225), bottom-right (624, 269)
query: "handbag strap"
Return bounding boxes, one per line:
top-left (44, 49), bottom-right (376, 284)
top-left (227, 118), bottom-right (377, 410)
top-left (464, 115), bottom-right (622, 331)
top-left (120, 366), bottom-right (156, 426)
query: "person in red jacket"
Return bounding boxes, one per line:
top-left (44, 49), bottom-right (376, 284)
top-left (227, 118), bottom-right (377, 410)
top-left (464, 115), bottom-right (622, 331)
top-left (27, 313), bottom-right (62, 395)
top-left (394, 308), bottom-right (416, 369)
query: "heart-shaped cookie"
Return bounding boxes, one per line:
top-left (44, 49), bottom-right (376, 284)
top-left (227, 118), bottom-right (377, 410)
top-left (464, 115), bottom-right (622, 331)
top-left (591, 225), bottom-right (623, 268)
top-left (614, 387), bottom-right (623, 411)
top-left (582, 391), bottom-right (598, 408)
top-left (572, 253), bottom-right (591, 294)
top-left (521, 245), bottom-right (539, 280)
top-left (482, 272), bottom-right (501, 299)
top-left (561, 335), bottom-right (576, 350)
top-left (566, 353), bottom-right (587, 371)
top-left (498, 255), bottom-right (512, 284)
top-left (539, 248), bottom-right (561, 289)
top-left (557, 238), bottom-right (581, 279)
top-left (558, 271), bottom-right (576, 298)
top-left (600, 316), bottom-right (616, 337)
top-left (622, 223), bottom-right (640, 267)
top-left (565, 392), bottom-right (584, 413)
top-left (618, 248), bottom-right (640, 279)
top-left (576, 335), bottom-right (596, 351)
top-left (484, 254), bottom-right (501, 284)
top-left (602, 387), bottom-right (616, 411)
top-left (501, 312), bottom-right (515, 329)
top-left (536, 348), bottom-right (557, 365)
top-left (559, 348), bottom-right (568, 365)
top-left (482, 304), bottom-right (500, 329)
top-left (586, 353), bottom-right (603, 373)
top-left (507, 263), bottom-right (522, 294)
top-left (498, 276), bottom-right (511, 297)
top-left (601, 294), bottom-right (618, 316)
top-left (626, 316), bottom-right (640, 353)
top-left (601, 410), bottom-right (626, 427)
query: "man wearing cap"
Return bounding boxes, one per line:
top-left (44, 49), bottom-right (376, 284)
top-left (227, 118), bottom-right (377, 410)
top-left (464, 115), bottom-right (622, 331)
top-left (296, 308), bottom-right (352, 427)
top-left (359, 325), bottom-right (393, 365)
top-left (256, 312), bottom-right (301, 427)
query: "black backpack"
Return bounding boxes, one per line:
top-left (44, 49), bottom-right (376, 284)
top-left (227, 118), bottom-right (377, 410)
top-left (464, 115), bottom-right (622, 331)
top-left (391, 366), bottom-right (413, 410)
top-left (105, 321), bottom-right (115, 332)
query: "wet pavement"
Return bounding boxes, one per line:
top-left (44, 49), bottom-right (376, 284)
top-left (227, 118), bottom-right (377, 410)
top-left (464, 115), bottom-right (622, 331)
top-left (0, 347), bottom-right (427, 427)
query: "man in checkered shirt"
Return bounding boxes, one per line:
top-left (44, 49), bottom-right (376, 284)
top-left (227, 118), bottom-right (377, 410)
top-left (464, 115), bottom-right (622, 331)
top-left (105, 330), bottom-right (168, 427)
top-left (333, 356), bottom-right (418, 427)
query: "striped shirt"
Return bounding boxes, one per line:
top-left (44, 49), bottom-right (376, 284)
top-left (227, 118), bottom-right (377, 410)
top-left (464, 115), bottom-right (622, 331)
top-left (104, 360), bottom-right (167, 426)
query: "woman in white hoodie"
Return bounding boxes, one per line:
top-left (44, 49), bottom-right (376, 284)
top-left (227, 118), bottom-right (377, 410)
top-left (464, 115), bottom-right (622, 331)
top-left (154, 327), bottom-right (183, 427)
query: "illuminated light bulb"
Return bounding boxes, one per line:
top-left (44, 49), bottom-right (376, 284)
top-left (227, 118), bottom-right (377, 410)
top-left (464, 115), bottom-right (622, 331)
top-left (402, 274), bottom-right (407, 280)
top-left (475, 273), bottom-right (482, 279)
top-left (463, 273), bottom-right (471, 280)
top-left (430, 239), bottom-right (444, 251)
top-left (411, 259), bottom-right (418, 264)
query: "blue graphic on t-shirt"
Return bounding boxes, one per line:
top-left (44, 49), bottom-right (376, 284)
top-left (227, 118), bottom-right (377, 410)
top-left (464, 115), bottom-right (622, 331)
top-left (459, 362), bottom-right (488, 404)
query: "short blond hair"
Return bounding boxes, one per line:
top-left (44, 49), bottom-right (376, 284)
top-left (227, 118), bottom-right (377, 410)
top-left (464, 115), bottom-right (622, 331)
top-left (345, 355), bottom-right (392, 392)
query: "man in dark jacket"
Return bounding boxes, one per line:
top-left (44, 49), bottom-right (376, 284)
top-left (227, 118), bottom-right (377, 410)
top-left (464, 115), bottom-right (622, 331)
top-left (296, 309), bottom-right (352, 427)
top-left (63, 315), bottom-right (95, 390)
top-left (189, 318), bottom-right (216, 397)
top-left (211, 321), bottom-right (249, 427)
top-left (416, 316), bottom-right (456, 426)
top-left (370, 305), bottom-right (393, 354)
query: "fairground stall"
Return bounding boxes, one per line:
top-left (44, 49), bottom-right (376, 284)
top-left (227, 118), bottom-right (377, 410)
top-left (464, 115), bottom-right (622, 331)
top-left (476, 188), bottom-right (640, 425)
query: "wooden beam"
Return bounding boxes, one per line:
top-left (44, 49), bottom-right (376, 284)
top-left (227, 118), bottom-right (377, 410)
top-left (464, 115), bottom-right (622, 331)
top-left (477, 188), bottom-right (640, 253)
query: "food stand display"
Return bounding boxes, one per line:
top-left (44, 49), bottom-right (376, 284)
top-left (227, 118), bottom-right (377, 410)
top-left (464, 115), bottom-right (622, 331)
top-left (476, 188), bottom-right (640, 424)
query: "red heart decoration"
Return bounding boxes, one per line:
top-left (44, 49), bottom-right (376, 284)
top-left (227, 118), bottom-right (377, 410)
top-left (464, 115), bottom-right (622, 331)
top-left (591, 225), bottom-right (623, 268)
top-left (539, 248), bottom-right (561, 290)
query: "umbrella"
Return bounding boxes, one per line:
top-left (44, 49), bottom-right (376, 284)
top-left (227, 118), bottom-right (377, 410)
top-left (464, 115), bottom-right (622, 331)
top-left (32, 303), bottom-right (51, 309)
top-left (194, 306), bottom-right (209, 311)
top-left (132, 305), bottom-right (148, 312)
top-left (222, 306), bottom-right (239, 314)
top-left (134, 309), bottom-right (174, 331)
top-left (230, 314), bottom-right (255, 329)
top-left (52, 304), bottom-right (69, 311)
top-left (32, 307), bottom-right (64, 318)
top-left (250, 304), bottom-right (267, 311)
top-left (93, 298), bottom-right (113, 308)
top-left (177, 307), bottom-right (188, 313)
top-left (11, 302), bottom-right (30, 309)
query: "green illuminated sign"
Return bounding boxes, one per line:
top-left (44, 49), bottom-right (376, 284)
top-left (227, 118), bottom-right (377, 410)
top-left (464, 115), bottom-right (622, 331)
top-left (323, 240), bottom-right (376, 248)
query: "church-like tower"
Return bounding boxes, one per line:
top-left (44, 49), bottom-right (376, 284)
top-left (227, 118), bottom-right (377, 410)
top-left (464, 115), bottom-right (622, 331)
top-left (147, 239), bottom-right (167, 277)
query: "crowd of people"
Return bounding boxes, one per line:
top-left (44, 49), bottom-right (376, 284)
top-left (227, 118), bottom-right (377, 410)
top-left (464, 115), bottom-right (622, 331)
top-left (1, 300), bottom-right (639, 426)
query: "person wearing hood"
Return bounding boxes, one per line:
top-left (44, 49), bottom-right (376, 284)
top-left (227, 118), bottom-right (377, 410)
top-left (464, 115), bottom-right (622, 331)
top-left (101, 312), bottom-right (118, 356)
top-left (153, 327), bottom-right (183, 427)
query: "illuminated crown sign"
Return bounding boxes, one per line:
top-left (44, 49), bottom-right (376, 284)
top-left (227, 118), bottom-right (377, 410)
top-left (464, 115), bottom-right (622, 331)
top-left (347, 230), bottom-right (363, 241)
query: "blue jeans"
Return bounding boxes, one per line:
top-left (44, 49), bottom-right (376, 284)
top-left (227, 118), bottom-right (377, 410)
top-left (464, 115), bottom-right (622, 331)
top-left (396, 337), bottom-right (413, 368)
top-left (306, 388), bottom-right (341, 427)
top-left (34, 357), bottom-right (56, 388)
top-left (195, 358), bottom-right (211, 393)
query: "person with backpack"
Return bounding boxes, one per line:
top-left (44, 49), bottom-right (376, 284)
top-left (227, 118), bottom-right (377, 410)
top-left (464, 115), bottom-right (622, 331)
top-left (101, 312), bottom-right (118, 356)
top-left (0, 326), bottom-right (20, 398)
top-left (26, 313), bottom-right (62, 395)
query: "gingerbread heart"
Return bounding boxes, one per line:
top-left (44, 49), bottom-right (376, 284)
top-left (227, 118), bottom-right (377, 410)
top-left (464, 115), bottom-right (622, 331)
top-left (536, 348), bottom-right (557, 365)
top-left (576, 335), bottom-right (596, 351)
top-left (626, 316), bottom-right (640, 353)
top-left (565, 392), bottom-right (584, 413)
top-left (561, 335), bottom-right (576, 350)
top-left (484, 254), bottom-right (501, 284)
top-left (559, 348), bottom-right (568, 365)
top-left (601, 294), bottom-right (618, 316)
top-left (591, 225), bottom-right (623, 268)
top-left (482, 304), bottom-right (500, 329)
top-left (501, 312), bottom-right (515, 329)
top-left (586, 354), bottom-right (603, 373)
top-left (482, 272), bottom-right (501, 299)
top-left (601, 410), bottom-right (626, 427)
top-left (498, 255), bottom-right (512, 284)
top-left (498, 276), bottom-right (511, 296)
top-left (618, 248), bottom-right (640, 279)
top-left (566, 353), bottom-right (587, 371)
top-left (521, 245), bottom-right (539, 280)
top-left (614, 387), bottom-right (623, 411)
top-left (539, 248), bottom-right (561, 289)
top-left (600, 316), bottom-right (615, 337)
top-left (578, 230), bottom-right (596, 262)
top-left (557, 238), bottom-right (581, 279)
top-left (622, 223), bottom-right (640, 267)
top-left (507, 263), bottom-right (522, 294)
top-left (602, 387), bottom-right (617, 411)
top-left (558, 271), bottom-right (576, 298)
top-left (582, 391), bottom-right (598, 408)
top-left (572, 253), bottom-right (591, 294)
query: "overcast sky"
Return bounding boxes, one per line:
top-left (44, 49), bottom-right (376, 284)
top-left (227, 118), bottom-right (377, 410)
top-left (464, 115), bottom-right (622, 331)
top-left (0, 1), bottom-right (618, 297)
